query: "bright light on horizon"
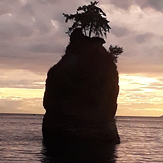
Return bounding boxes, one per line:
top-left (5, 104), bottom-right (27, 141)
top-left (0, 73), bottom-right (162, 116)
top-left (117, 73), bottom-right (163, 116)
top-left (0, 88), bottom-right (44, 99)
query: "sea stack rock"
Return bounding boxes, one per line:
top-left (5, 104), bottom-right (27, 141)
top-left (42, 28), bottom-right (120, 144)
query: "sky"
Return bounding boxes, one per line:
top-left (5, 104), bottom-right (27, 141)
top-left (0, 0), bottom-right (163, 116)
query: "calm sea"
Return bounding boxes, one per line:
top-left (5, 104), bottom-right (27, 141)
top-left (0, 113), bottom-right (162, 163)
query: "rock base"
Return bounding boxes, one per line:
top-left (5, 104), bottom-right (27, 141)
top-left (42, 113), bottom-right (120, 144)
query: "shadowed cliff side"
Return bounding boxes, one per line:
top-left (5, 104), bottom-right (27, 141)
top-left (42, 28), bottom-right (120, 144)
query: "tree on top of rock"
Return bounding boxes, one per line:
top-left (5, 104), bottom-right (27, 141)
top-left (109, 45), bottom-right (123, 63)
top-left (63, 1), bottom-right (111, 38)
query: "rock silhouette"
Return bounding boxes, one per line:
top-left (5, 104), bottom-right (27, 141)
top-left (42, 29), bottom-right (120, 144)
top-left (42, 141), bottom-right (117, 163)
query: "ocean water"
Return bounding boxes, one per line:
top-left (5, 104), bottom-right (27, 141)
top-left (0, 114), bottom-right (162, 163)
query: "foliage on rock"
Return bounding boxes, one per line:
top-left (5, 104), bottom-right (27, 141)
top-left (63, 1), bottom-right (123, 63)
top-left (63, 1), bottom-right (111, 38)
top-left (109, 45), bottom-right (123, 63)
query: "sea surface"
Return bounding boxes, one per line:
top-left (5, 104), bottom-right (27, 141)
top-left (0, 113), bottom-right (162, 163)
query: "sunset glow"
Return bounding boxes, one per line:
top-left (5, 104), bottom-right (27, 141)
top-left (0, 0), bottom-right (162, 116)
top-left (0, 88), bottom-right (44, 99)
top-left (117, 74), bottom-right (163, 116)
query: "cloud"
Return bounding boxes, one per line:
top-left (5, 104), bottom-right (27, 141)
top-left (108, 0), bottom-right (163, 13)
top-left (29, 43), bottom-right (59, 53)
top-left (108, 0), bottom-right (134, 10)
top-left (144, 81), bottom-right (163, 90)
top-left (0, 98), bottom-right (44, 114)
top-left (0, 78), bottom-right (44, 89)
top-left (0, 14), bottom-right (32, 40)
top-left (117, 103), bottom-right (163, 116)
top-left (0, 69), bottom-right (45, 89)
top-left (135, 33), bottom-right (153, 43)
top-left (0, 99), bottom-right (24, 113)
top-left (110, 25), bottom-right (130, 37)
top-left (123, 88), bottom-right (143, 92)
top-left (0, 0), bottom-right (162, 116)
top-left (0, 0), bottom-right (162, 76)
top-left (138, 0), bottom-right (163, 13)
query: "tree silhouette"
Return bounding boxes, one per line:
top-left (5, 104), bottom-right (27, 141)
top-left (109, 45), bottom-right (123, 63)
top-left (63, 1), bottom-right (111, 38)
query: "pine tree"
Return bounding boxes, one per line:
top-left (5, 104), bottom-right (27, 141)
top-left (109, 45), bottom-right (123, 63)
top-left (63, 1), bottom-right (111, 38)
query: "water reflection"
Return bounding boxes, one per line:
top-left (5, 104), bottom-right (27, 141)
top-left (41, 140), bottom-right (117, 163)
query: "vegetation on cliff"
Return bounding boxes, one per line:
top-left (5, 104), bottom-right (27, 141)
top-left (63, 1), bottom-right (111, 38)
top-left (63, 1), bottom-right (123, 63)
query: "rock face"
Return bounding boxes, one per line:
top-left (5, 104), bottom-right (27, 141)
top-left (42, 29), bottom-right (120, 143)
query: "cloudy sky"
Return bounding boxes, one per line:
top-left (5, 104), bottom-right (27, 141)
top-left (0, 0), bottom-right (162, 116)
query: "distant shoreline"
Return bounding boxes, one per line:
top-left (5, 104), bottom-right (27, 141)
top-left (0, 113), bottom-right (44, 116)
top-left (0, 113), bottom-right (161, 118)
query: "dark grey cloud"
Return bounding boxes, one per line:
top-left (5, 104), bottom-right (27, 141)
top-left (109, 0), bottom-right (134, 10)
top-left (0, 0), bottom-right (162, 76)
top-left (109, 0), bottom-right (163, 12)
top-left (0, 19), bottom-right (33, 40)
top-left (135, 33), bottom-right (153, 43)
top-left (0, 53), bottom-right (62, 75)
top-left (110, 25), bottom-right (130, 37)
top-left (138, 0), bottom-right (163, 12)
top-left (29, 43), bottom-right (61, 53)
